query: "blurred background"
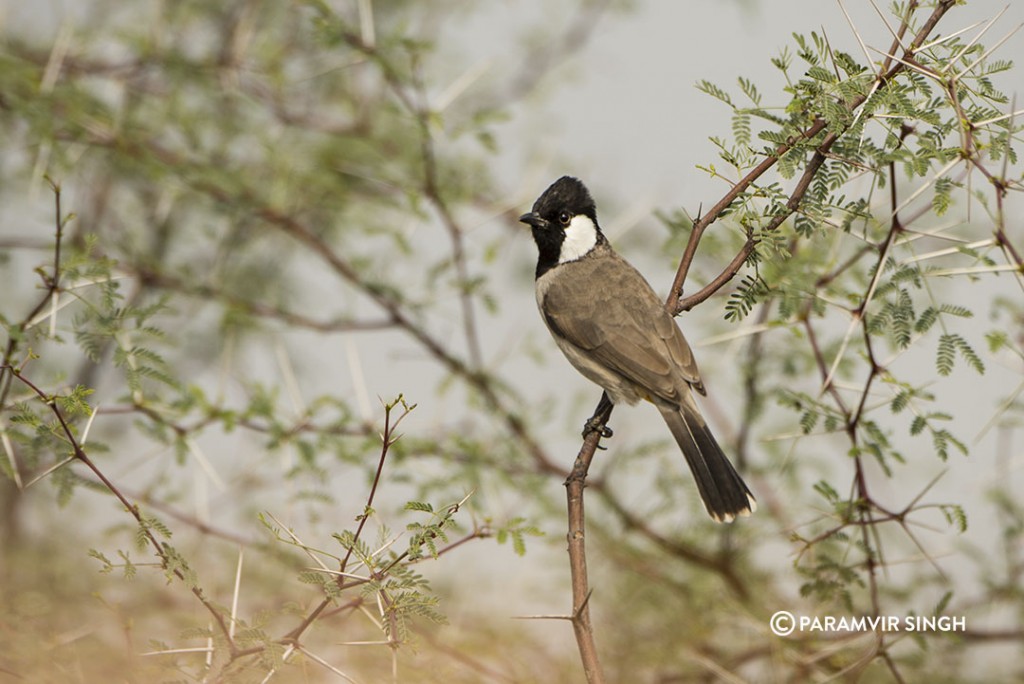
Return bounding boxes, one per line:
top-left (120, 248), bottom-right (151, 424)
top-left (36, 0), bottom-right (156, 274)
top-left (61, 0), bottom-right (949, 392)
top-left (1, 1), bottom-right (1023, 682)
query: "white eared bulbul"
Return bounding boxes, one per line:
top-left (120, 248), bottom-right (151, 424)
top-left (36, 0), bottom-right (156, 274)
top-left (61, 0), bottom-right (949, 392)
top-left (520, 176), bottom-right (755, 523)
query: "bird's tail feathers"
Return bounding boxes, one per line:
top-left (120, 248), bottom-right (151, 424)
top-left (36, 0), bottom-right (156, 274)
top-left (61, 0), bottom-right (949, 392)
top-left (658, 404), bottom-right (756, 523)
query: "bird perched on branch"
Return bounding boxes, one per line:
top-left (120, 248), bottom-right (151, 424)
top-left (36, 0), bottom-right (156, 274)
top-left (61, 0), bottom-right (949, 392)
top-left (520, 176), bottom-right (755, 522)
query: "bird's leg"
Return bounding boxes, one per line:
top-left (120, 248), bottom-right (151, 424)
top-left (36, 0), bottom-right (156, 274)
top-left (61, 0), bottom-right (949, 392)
top-left (582, 391), bottom-right (614, 441)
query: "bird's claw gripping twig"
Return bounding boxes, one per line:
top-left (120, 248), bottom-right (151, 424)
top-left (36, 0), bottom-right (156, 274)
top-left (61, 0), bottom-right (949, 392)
top-left (582, 416), bottom-right (613, 440)
top-left (581, 391), bottom-right (614, 448)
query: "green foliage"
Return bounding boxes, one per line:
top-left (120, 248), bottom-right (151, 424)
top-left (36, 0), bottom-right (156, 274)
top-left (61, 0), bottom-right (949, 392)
top-left (54, 384), bottom-right (94, 418)
top-left (688, 8), bottom-right (1022, 681)
top-left (696, 79), bottom-right (734, 107)
top-left (137, 513), bottom-right (174, 544)
top-left (797, 548), bottom-right (864, 611)
top-left (89, 548), bottom-right (138, 580)
top-left (812, 479), bottom-right (840, 505)
top-left (936, 332), bottom-right (986, 376)
top-left (0, 0), bottom-right (532, 676)
top-left (495, 517), bottom-right (544, 556)
top-left (724, 273), bottom-right (769, 322)
top-left (777, 389), bottom-right (844, 436)
top-left (940, 504), bottom-right (969, 533)
top-left (404, 499), bottom-right (458, 561)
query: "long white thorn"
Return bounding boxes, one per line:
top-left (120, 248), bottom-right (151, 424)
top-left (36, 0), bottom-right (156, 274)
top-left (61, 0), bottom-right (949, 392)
top-left (229, 547), bottom-right (244, 640)
top-left (956, 21), bottom-right (1024, 80)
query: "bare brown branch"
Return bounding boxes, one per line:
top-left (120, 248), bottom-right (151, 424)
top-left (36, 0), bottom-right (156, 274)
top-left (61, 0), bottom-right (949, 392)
top-left (564, 397), bottom-right (613, 684)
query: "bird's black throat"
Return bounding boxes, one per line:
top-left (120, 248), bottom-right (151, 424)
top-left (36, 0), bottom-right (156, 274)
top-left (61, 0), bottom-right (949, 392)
top-left (532, 225), bottom-right (565, 279)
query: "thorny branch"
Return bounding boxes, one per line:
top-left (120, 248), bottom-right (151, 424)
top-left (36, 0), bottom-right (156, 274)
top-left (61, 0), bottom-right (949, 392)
top-left (563, 396), bottom-right (613, 684)
top-left (281, 395), bottom-right (416, 647)
top-left (0, 180), bottom-right (67, 411)
top-left (3, 368), bottom-right (238, 652)
top-left (735, 2), bottom-right (1018, 679)
top-left (669, 0), bottom-right (959, 314)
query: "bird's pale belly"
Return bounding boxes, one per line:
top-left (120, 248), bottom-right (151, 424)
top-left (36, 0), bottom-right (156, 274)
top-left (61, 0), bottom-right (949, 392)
top-left (550, 333), bottom-right (645, 406)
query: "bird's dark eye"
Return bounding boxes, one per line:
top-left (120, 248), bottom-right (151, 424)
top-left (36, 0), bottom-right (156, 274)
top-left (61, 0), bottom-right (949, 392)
top-left (558, 211), bottom-right (571, 225)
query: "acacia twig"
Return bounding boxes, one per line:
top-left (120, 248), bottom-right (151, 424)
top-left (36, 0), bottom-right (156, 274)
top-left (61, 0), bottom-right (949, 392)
top-left (564, 397), bottom-right (613, 684)
top-left (667, 0), bottom-right (956, 315)
top-left (282, 395), bottom-right (413, 645)
top-left (4, 366), bottom-right (237, 653)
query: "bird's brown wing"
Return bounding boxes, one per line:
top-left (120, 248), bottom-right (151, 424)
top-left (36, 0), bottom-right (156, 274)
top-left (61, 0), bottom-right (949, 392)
top-left (541, 249), bottom-right (704, 403)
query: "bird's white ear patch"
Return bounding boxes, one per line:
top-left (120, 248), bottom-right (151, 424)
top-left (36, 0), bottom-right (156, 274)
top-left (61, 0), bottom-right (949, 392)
top-left (558, 214), bottom-right (598, 264)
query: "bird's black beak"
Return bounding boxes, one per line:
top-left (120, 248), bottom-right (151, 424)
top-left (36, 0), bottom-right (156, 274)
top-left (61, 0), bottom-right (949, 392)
top-left (518, 211), bottom-right (545, 229)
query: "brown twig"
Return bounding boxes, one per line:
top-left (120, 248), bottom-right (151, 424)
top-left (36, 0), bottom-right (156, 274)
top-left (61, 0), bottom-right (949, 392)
top-left (0, 179), bottom-right (67, 411)
top-left (564, 397), bottom-right (613, 684)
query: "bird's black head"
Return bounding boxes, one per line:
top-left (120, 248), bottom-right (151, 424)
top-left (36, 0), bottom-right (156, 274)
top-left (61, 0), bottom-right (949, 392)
top-left (526, 176), bottom-right (598, 225)
top-left (519, 176), bottom-right (604, 278)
